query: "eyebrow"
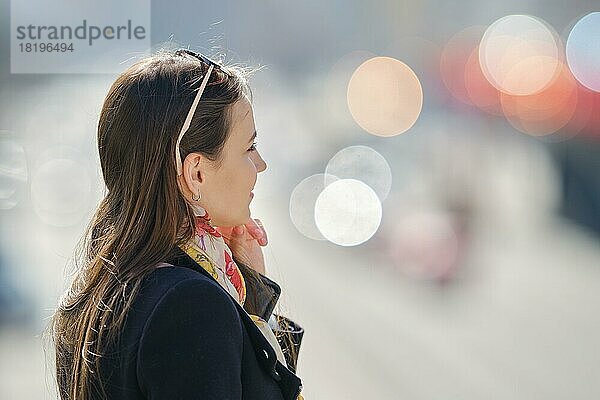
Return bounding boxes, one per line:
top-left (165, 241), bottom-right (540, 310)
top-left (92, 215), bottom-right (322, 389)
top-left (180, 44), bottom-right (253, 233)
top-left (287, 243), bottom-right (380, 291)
top-left (248, 130), bottom-right (257, 144)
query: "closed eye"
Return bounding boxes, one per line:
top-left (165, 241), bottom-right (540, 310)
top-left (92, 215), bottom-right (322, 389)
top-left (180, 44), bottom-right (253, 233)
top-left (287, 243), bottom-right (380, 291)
top-left (248, 141), bottom-right (258, 152)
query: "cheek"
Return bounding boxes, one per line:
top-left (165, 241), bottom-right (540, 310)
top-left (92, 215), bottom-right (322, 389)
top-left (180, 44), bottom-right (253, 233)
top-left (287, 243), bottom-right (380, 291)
top-left (229, 159), bottom-right (255, 194)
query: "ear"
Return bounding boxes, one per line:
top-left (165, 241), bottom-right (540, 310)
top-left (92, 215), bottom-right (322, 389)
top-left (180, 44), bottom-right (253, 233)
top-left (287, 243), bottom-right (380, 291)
top-left (178, 152), bottom-right (210, 197)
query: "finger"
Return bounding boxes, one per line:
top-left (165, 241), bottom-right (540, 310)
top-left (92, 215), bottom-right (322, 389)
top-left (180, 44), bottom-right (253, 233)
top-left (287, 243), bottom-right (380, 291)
top-left (254, 218), bottom-right (268, 245)
top-left (243, 219), bottom-right (267, 246)
top-left (245, 218), bottom-right (267, 246)
top-left (244, 218), bottom-right (263, 241)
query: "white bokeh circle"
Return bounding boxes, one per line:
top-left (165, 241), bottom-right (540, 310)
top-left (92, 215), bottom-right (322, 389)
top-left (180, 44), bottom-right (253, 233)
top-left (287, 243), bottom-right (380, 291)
top-left (314, 178), bottom-right (382, 246)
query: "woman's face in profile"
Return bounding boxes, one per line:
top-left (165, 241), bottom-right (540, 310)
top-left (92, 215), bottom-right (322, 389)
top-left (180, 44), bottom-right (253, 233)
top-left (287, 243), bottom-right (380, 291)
top-left (193, 94), bottom-right (267, 227)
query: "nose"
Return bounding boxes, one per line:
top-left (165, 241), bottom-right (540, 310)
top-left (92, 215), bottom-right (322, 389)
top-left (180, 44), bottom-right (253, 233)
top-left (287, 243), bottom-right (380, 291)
top-left (253, 151), bottom-right (267, 173)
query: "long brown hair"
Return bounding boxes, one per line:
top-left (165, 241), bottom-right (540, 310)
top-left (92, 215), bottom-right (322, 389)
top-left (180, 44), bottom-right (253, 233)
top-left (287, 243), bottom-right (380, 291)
top-left (44, 48), bottom-right (258, 399)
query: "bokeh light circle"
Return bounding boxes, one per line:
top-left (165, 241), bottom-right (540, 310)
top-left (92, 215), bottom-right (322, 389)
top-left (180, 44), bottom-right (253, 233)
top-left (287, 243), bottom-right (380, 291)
top-left (324, 145), bottom-right (392, 202)
top-left (464, 46), bottom-right (504, 115)
top-left (289, 173), bottom-right (339, 241)
top-left (500, 62), bottom-right (578, 136)
top-left (440, 25), bottom-right (488, 105)
top-left (314, 178), bottom-right (382, 246)
top-left (479, 15), bottom-right (560, 95)
top-left (347, 56), bottom-right (423, 137)
top-left (566, 12), bottom-right (600, 92)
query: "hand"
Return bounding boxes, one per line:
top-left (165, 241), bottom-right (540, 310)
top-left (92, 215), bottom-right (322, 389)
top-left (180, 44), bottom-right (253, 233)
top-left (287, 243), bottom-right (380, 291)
top-left (216, 218), bottom-right (268, 275)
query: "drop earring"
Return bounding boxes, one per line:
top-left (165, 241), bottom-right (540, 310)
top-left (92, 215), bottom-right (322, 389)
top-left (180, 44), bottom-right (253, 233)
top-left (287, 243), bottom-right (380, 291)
top-left (191, 189), bottom-right (201, 201)
top-left (190, 188), bottom-right (207, 218)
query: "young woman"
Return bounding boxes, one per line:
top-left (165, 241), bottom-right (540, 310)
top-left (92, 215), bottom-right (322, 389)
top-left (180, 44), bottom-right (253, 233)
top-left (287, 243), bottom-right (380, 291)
top-left (48, 49), bottom-right (305, 399)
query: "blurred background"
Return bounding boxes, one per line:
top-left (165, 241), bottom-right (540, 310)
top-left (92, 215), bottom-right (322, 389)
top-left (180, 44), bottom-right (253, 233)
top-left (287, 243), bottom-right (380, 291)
top-left (1, 0), bottom-right (599, 398)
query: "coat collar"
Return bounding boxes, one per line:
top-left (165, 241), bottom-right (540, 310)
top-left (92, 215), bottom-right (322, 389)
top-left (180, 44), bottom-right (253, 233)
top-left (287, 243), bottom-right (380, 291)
top-left (165, 245), bottom-right (303, 400)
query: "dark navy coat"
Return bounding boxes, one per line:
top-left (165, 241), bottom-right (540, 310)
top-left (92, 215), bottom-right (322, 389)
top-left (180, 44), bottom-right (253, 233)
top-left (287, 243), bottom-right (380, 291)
top-left (98, 245), bottom-right (305, 399)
